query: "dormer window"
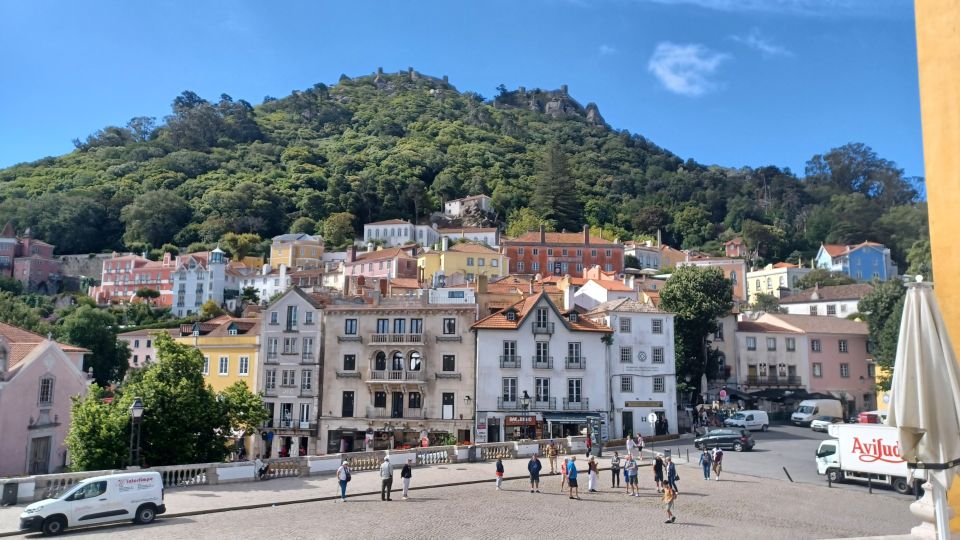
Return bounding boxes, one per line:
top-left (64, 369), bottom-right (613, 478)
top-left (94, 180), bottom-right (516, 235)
top-left (228, 325), bottom-right (238, 336)
top-left (505, 310), bottom-right (517, 322)
top-left (568, 312), bottom-right (579, 323)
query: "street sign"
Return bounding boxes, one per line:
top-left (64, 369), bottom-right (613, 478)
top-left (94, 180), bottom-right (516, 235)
top-left (647, 412), bottom-right (658, 424)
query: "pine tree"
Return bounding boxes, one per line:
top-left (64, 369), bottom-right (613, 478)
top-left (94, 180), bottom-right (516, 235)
top-left (531, 145), bottom-right (582, 231)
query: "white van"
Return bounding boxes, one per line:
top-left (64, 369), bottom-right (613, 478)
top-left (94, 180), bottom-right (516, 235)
top-left (20, 471), bottom-right (166, 536)
top-left (723, 410), bottom-right (770, 431)
top-left (791, 399), bottom-right (843, 426)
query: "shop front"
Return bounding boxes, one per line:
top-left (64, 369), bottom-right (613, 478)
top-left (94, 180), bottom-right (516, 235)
top-left (617, 400), bottom-right (667, 437)
top-left (542, 412), bottom-right (601, 439)
top-left (503, 415), bottom-right (540, 441)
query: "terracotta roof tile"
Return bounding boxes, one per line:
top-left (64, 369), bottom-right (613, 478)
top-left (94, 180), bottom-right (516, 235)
top-left (822, 244), bottom-right (847, 257)
top-left (446, 243), bottom-right (500, 254)
top-left (351, 247), bottom-right (418, 262)
top-left (737, 321), bottom-right (802, 334)
top-left (366, 219), bottom-right (411, 226)
top-left (758, 313), bottom-right (868, 335)
top-left (472, 292), bottom-right (611, 333)
top-left (779, 284), bottom-right (874, 304)
top-left (504, 231), bottom-right (619, 246)
top-left (0, 321), bottom-right (90, 368)
top-left (588, 279), bottom-right (635, 292)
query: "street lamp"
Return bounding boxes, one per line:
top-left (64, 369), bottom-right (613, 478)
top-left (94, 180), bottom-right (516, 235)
top-left (520, 391), bottom-right (531, 411)
top-left (129, 397), bottom-right (144, 468)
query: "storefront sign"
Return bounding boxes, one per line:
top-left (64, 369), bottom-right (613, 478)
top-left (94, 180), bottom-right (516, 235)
top-left (505, 416), bottom-right (538, 426)
top-left (624, 400), bottom-right (664, 408)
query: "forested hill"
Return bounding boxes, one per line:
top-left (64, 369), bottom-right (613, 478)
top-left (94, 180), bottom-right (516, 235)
top-left (0, 68), bottom-right (928, 270)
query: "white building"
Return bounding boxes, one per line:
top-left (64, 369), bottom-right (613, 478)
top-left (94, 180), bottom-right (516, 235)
top-left (234, 264), bottom-right (292, 304)
top-left (472, 292), bottom-right (613, 442)
top-left (779, 283), bottom-right (875, 318)
top-left (585, 298), bottom-right (677, 437)
top-left (569, 278), bottom-right (638, 311)
top-left (624, 241), bottom-right (662, 270)
top-left (745, 263), bottom-right (812, 304)
top-left (170, 248), bottom-right (231, 317)
top-left (363, 219), bottom-right (439, 248)
top-left (437, 227), bottom-right (500, 248)
top-left (443, 194), bottom-right (492, 217)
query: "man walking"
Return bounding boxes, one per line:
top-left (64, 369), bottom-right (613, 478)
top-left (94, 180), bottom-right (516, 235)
top-left (400, 458), bottom-right (413, 499)
top-left (699, 447), bottom-right (713, 480)
top-left (567, 455), bottom-right (580, 499)
top-left (653, 453), bottom-right (665, 493)
top-left (379, 457), bottom-right (394, 501)
top-left (626, 454), bottom-right (640, 496)
top-left (712, 447), bottom-right (723, 481)
top-left (528, 453), bottom-right (543, 493)
top-left (666, 456), bottom-right (678, 494)
top-left (610, 451), bottom-right (621, 488)
top-left (547, 440), bottom-right (558, 474)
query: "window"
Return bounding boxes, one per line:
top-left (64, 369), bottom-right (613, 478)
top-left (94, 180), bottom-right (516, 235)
top-left (562, 249), bottom-right (568, 256)
top-left (746, 337), bottom-right (757, 351)
top-left (443, 318), bottom-right (456, 334)
top-left (620, 346), bottom-right (633, 363)
top-left (502, 378), bottom-right (517, 402)
top-left (228, 326), bottom-right (238, 336)
top-left (786, 338), bottom-right (796, 352)
top-left (868, 363), bottom-right (876, 378)
top-left (408, 392), bottom-right (422, 409)
top-left (714, 323), bottom-right (724, 341)
top-left (517, 248), bottom-right (525, 256)
top-left (619, 317), bottom-right (632, 333)
top-left (813, 363), bottom-right (822, 378)
top-left (38, 377), bottom-right (54, 405)
top-left (547, 249), bottom-right (553, 256)
top-left (286, 305), bottom-right (298, 330)
top-left (265, 369), bottom-right (277, 389)
top-left (134, 339), bottom-right (140, 348)
top-left (219, 356), bottom-right (229, 375)
top-left (283, 337), bottom-right (297, 354)
top-left (605, 249), bottom-right (612, 257)
top-left (478, 258), bottom-right (485, 266)
top-left (133, 355), bottom-right (139, 365)
top-left (730, 270), bottom-right (737, 284)
top-left (506, 311), bottom-right (516, 321)
top-left (536, 341), bottom-right (550, 361)
top-left (767, 277), bottom-right (772, 289)
top-left (652, 347), bottom-right (665, 364)
top-left (442, 355), bottom-right (456, 372)
top-left (532, 248), bottom-right (539, 256)
top-left (605, 264), bottom-right (613, 271)
top-left (302, 337), bottom-right (314, 356)
top-left (531, 262), bottom-right (540, 272)
top-left (567, 378), bottom-right (582, 403)
top-left (344, 319), bottom-right (358, 335)
top-left (343, 354), bottom-right (356, 371)
top-left (393, 318), bottom-right (406, 334)
top-left (517, 262), bottom-right (524, 272)
top-left (281, 369), bottom-right (296, 386)
top-left (374, 391), bottom-right (387, 408)
top-left (376, 318), bottom-right (389, 334)
top-left (535, 378), bottom-right (550, 401)
top-left (299, 403), bottom-right (311, 423)
top-left (827, 304), bottom-right (837, 316)
top-left (301, 370), bottom-right (313, 390)
top-left (811, 339), bottom-right (822, 352)
top-left (466, 257), bottom-right (474, 266)
top-left (239, 356), bottom-right (249, 376)
top-left (568, 342), bottom-right (581, 360)
top-left (809, 306), bottom-right (818, 316)
top-left (652, 319), bottom-right (663, 334)
top-left (620, 375), bottom-right (633, 393)
top-left (767, 338), bottom-right (777, 351)
top-left (203, 356), bottom-right (210, 375)
top-left (270, 311), bottom-right (279, 325)
top-left (503, 340), bottom-right (517, 357)
top-left (840, 363), bottom-right (850, 378)
top-left (653, 376), bottom-right (665, 393)
top-left (535, 308), bottom-right (548, 328)
top-left (146, 340), bottom-right (151, 348)
top-left (839, 339), bottom-right (849, 353)
top-left (591, 249), bottom-right (597, 257)
top-left (491, 259), bottom-right (499, 267)
top-left (305, 311), bottom-right (314, 325)
top-left (267, 338), bottom-right (278, 357)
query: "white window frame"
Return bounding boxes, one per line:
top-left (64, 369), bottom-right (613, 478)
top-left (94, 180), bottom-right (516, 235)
top-left (653, 376), bottom-right (665, 393)
top-left (239, 356), bottom-right (249, 376)
top-left (218, 356), bottom-right (229, 376)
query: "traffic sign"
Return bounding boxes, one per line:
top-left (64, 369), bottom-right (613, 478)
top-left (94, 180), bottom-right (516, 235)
top-left (647, 412), bottom-right (658, 423)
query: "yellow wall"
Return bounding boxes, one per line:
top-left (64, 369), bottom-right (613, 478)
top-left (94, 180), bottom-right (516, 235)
top-left (418, 250), bottom-right (507, 283)
top-left (174, 335), bottom-right (260, 393)
top-left (270, 240), bottom-right (323, 270)
top-left (914, 1), bottom-right (960, 529)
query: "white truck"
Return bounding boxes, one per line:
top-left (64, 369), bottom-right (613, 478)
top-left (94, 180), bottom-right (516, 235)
top-left (815, 423), bottom-right (920, 495)
top-left (791, 398), bottom-right (843, 426)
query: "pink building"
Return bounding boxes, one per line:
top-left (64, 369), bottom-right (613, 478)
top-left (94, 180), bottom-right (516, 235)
top-left (0, 223), bottom-right (62, 293)
top-left (0, 323), bottom-right (91, 477)
top-left (343, 245), bottom-right (419, 280)
top-left (117, 328), bottom-right (176, 369)
top-left (89, 252), bottom-right (177, 306)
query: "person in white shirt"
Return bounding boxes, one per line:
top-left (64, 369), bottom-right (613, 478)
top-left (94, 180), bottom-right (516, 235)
top-left (626, 435), bottom-right (637, 458)
top-left (336, 461), bottom-right (351, 501)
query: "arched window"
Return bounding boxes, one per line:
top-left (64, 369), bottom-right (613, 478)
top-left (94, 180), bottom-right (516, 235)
top-left (409, 351), bottom-right (422, 371)
top-left (374, 351), bottom-right (387, 371)
top-left (392, 352), bottom-right (404, 371)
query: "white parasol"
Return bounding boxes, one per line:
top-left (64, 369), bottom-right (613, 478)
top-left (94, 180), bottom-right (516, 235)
top-left (886, 279), bottom-right (960, 539)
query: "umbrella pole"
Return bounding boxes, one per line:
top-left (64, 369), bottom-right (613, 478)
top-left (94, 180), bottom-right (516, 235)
top-left (934, 480), bottom-right (951, 540)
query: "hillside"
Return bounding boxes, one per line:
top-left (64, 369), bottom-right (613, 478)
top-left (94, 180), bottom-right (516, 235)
top-left (0, 68), bottom-right (928, 269)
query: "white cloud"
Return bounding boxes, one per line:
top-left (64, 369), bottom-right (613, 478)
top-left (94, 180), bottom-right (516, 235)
top-left (599, 44), bottom-right (618, 55)
top-left (647, 42), bottom-right (730, 97)
top-left (731, 28), bottom-right (793, 57)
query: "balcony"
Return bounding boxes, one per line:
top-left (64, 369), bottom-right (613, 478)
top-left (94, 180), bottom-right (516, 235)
top-left (367, 370), bottom-right (426, 383)
top-left (532, 356), bottom-right (553, 369)
top-left (336, 370), bottom-right (361, 379)
top-left (532, 322), bottom-right (555, 335)
top-left (338, 335), bottom-right (363, 343)
top-left (497, 397), bottom-right (557, 411)
top-left (563, 397), bottom-right (590, 411)
top-left (746, 375), bottom-right (802, 387)
top-left (369, 333), bottom-right (424, 345)
top-left (300, 354), bottom-right (318, 365)
top-left (264, 355), bottom-right (279, 365)
top-left (531, 397), bottom-right (557, 411)
top-left (499, 355), bottom-right (521, 369)
top-left (565, 356), bottom-right (586, 370)
top-left (366, 407), bottom-right (424, 419)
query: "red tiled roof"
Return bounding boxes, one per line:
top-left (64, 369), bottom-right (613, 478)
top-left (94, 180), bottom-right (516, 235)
top-left (446, 243), bottom-right (500, 254)
top-left (737, 321), bottom-right (802, 334)
top-left (504, 231), bottom-right (619, 246)
top-left (772, 262), bottom-right (799, 269)
top-left (0, 322), bottom-right (90, 368)
top-left (472, 292), bottom-right (611, 333)
top-left (724, 237), bottom-right (744, 246)
top-left (822, 244), bottom-right (847, 257)
top-left (351, 247), bottom-right (418, 262)
top-left (779, 284), bottom-right (874, 304)
top-left (437, 227), bottom-right (498, 234)
top-left (588, 279), bottom-right (634, 292)
top-left (759, 313), bottom-right (868, 335)
top-left (389, 278), bottom-right (421, 289)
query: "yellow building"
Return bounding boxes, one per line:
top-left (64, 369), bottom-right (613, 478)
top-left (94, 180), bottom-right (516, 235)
top-left (270, 233), bottom-right (323, 270)
top-left (174, 316), bottom-right (261, 394)
top-left (745, 263), bottom-right (811, 304)
top-left (914, 1), bottom-right (960, 529)
top-left (418, 242), bottom-right (508, 286)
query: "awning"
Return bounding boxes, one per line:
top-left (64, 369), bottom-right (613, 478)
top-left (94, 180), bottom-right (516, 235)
top-left (723, 388), bottom-right (757, 402)
top-left (748, 388), bottom-right (809, 403)
top-left (541, 411), bottom-right (601, 423)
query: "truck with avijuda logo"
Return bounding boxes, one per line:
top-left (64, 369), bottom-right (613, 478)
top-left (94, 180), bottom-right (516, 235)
top-left (815, 423), bottom-right (920, 495)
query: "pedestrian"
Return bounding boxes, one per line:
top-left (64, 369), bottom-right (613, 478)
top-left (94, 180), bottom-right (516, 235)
top-left (401, 458), bottom-right (413, 500)
top-left (653, 453), bottom-right (665, 493)
top-left (666, 456), bottom-right (679, 494)
top-left (379, 457), bottom-right (394, 501)
top-left (495, 458), bottom-right (505, 490)
top-left (528, 453), bottom-right (543, 493)
top-left (626, 454), bottom-right (640, 496)
top-left (254, 454), bottom-right (269, 480)
top-left (587, 456), bottom-right (599, 492)
top-left (585, 434), bottom-right (593, 457)
top-left (610, 451), bottom-right (621, 488)
top-left (663, 485), bottom-right (677, 523)
top-left (636, 433), bottom-right (645, 460)
top-left (567, 456), bottom-right (580, 499)
top-left (336, 460), bottom-right (351, 502)
top-left (699, 447), bottom-right (713, 480)
top-left (547, 440), bottom-right (558, 474)
top-left (626, 434), bottom-right (636, 459)
top-left (712, 447), bottom-right (723, 481)
top-left (559, 457), bottom-right (569, 492)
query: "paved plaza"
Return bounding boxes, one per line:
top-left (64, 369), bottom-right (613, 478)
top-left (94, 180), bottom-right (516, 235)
top-left (5, 452), bottom-right (916, 540)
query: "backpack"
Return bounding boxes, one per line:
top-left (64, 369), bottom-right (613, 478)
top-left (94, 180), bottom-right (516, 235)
top-left (344, 468), bottom-right (352, 482)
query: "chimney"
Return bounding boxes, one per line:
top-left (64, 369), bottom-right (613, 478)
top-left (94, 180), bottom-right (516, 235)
top-left (583, 224), bottom-right (590, 245)
top-left (441, 237), bottom-right (449, 251)
top-left (261, 263), bottom-right (271, 275)
top-left (162, 252), bottom-right (172, 265)
top-left (539, 224), bottom-right (545, 243)
top-left (346, 245), bottom-right (356, 263)
top-left (529, 278), bottom-right (534, 295)
top-left (657, 229), bottom-right (662, 247)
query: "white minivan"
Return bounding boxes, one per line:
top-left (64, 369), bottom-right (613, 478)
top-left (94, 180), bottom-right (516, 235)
top-left (20, 471), bottom-right (166, 536)
top-left (791, 399), bottom-right (844, 426)
top-left (723, 410), bottom-right (770, 431)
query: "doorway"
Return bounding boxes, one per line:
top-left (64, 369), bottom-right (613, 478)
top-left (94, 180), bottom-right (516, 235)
top-left (621, 411), bottom-right (634, 438)
top-left (487, 417), bottom-right (501, 443)
top-left (442, 393), bottom-right (454, 419)
top-left (28, 437), bottom-right (51, 475)
top-left (392, 392), bottom-right (404, 418)
top-left (342, 391), bottom-right (354, 418)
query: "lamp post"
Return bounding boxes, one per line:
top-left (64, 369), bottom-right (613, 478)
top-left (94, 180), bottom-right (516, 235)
top-left (520, 391), bottom-right (531, 411)
top-left (128, 397), bottom-right (144, 468)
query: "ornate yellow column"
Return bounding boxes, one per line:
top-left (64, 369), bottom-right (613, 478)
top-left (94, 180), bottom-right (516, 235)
top-left (914, 0), bottom-right (960, 531)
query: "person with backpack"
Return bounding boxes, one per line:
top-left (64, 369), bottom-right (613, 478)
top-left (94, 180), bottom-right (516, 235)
top-left (610, 451), bottom-right (621, 488)
top-left (699, 448), bottom-right (713, 480)
top-left (653, 453), bottom-right (665, 493)
top-left (336, 460), bottom-right (351, 502)
top-left (528, 454), bottom-right (543, 493)
top-left (495, 458), bottom-right (505, 490)
top-left (712, 447), bottom-right (724, 481)
top-left (400, 458), bottom-right (413, 499)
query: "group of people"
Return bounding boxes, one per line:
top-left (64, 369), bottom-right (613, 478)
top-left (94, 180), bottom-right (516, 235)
top-left (698, 447), bottom-right (724, 480)
top-left (334, 457), bottom-right (414, 502)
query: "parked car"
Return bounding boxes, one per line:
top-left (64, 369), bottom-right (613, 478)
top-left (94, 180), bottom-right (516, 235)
top-left (723, 410), bottom-right (770, 431)
top-left (857, 410), bottom-right (887, 424)
top-left (694, 428), bottom-right (755, 452)
top-left (810, 416), bottom-right (844, 432)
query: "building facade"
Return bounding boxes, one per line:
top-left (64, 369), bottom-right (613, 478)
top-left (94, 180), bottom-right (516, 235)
top-left (623, 241), bottom-right (662, 270)
top-left (344, 245), bottom-right (419, 280)
top-left (745, 263), bottom-right (812, 304)
top-left (0, 223), bottom-right (62, 294)
top-left (814, 242), bottom-right (898, 281)
top-left (418, 241), bottom-right (508, 286)
top-left (170, 249), bottom-right (231, 317)
top-left (472, 292), bottom-right (612, 442)
top-left (437, 227), bottom-right (499, 248)
top-left (502, 225), bottom-right (625, 276)
top-left (270, 233), bottom-right (324, 270)
top-left (779, 283), bottom-right (874, 318)
top-left (363, 220), bottom-right (439, 248)
top-left (443, 194), bottom-right (492, 217)
top-left (679, 257), bottom-right (749, 305)
top-left (320, 297), bottom-right (476, 453)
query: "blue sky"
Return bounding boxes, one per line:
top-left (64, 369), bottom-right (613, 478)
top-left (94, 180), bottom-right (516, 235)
top-left (0, 0), bottom-right (923, 178)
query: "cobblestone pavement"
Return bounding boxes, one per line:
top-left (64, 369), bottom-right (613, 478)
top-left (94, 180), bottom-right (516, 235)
top-left (36, 470), bottom-right (915, 540)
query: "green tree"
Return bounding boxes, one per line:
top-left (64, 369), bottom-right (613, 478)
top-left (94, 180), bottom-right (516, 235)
top-left (289, 216), bottom-right (317, 235)
top-left (624, 255), bottom-right (640, 269)
top-left (0, 291), bottom-right (51, 334)
top-left (218, 380), bottom-right (269, 435)
top-left (240, 286), bottom-right (260, 305)
top-left (219, 232), bottom-right (262, 261)
top-left (0, 276), bottom-right (23, 295)
top-left (858, 280), bottom-right (906, 391)
top-left (200, 299), bottom-right (225, 319)
top-left (905, 238), bottom-right (932, 280)
top-left (660, 266), bottom-right (733, 387)
top-left (671, 205), bottom-right (714, 249)
top-left (322, 212), bottom-right (356, 249)
top-left (506, 207), bottom-right (555, 238)
top-left (120, 190), bottom-right (193, 248)
top-left (135, 288), bottom-right (160, 305)
top-left (795, 269), bottom-right (857, 290)
top-left (64, 391), bottom-right (130, 471)
top-left (750, 293), bottom-right (785, 313)
top-left (530, 145), bottom-right (581, 231)
top-left (58, 305), bottom-right (129, 385)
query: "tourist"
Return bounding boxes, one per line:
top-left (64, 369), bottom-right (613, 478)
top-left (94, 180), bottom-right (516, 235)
top-left (626, 435), bottom-right (636, 459)
top-left (653, 453), bottom-right (665, 493)
top-left (379, 457), bottom-right (394, 501)
top-left (666, 456), bottom-right (678, 494)
top-left (626, 454), bottom-right (640, 496)
top-left (254, 455), bottom-right (269, 480)
top-left (567, 456), bottom-right (580, 499)
top-left (547, 440), bottom-right (558, 474)
top-left (587, 456), bottom-right (599, 492)
top-left (559, 457), bottom-right (569, 492)
top-left (336, 460), bottom-right (351, 502)
top-left (528, 454), bottom-right (543, 493)
top-left (495, 458), bottom-right (504, 490)
top-left (401, 458), bottom-right (413, 499)
top-left (585, 433), bottom-right (593, 457)
top-left (636, 433), bottom-right (645, 460)
top-left (712, 447), bottom-right (724, 481)
top-left (610, 451), bottom-right (621, 488)
top-left (699, 448), bottom-right (713, 480)
top-left (663, 485), bottom-right (677, 523)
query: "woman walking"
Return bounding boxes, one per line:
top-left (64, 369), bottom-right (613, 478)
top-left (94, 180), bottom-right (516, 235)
top-left (653, 453), bottom-right (665, 493)
top-left (699, 448), bottom-right (713, 480)
top-left (559, 457), bottom-right (569, 492)
top-left (587, 457), bottom-right (599, 492)
top-left (495, 458), bottom-right (504, 490)
top-left (712, 447), bottom-right (724, 481)
top-left (336, 460), bottom-right (351, 502)
top-left (610, 452), bottom-right (621, 488)
top-left (663, 485), bottom-right (677, 523)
